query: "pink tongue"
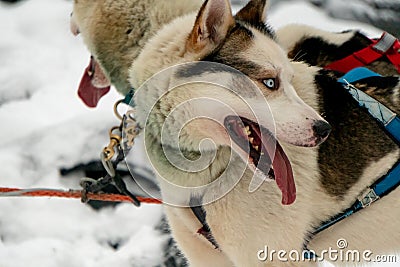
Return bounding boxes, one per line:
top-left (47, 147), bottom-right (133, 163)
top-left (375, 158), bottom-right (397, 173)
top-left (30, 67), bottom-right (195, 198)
top-left (272, 143), bottom-right (296, 205)
top-left (77, 57), bottom-right (111, 108)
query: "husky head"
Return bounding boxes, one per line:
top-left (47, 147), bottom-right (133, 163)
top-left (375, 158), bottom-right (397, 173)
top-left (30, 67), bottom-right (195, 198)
top-left (70, 0), bottom-right (203, 107)
top-left (71, 0), bottom-right (132, 106)
top-left (131, 0), bottom-right (331, 204)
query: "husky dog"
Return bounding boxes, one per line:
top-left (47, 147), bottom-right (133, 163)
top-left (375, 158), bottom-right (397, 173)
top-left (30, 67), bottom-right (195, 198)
top-left (128, 0), bottom-right (333, 266)
top-left (71, 0), bottom-right (400, 266)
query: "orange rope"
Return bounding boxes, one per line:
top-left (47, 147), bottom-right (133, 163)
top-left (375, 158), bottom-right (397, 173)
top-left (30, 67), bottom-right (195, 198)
top-left (0, 187), bottom-right (162, 204)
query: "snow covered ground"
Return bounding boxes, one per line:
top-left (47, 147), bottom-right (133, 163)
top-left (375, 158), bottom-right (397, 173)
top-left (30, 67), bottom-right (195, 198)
top-left (0, 0), bottom-right (397, 266)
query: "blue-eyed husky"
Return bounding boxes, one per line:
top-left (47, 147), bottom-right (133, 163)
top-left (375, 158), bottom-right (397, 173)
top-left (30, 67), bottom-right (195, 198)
top-left (71, 0), bottom-right (400, 265)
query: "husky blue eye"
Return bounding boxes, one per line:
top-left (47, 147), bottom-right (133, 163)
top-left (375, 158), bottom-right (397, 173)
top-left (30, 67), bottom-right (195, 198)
top-left (263, 78), bottom-right (277, 90)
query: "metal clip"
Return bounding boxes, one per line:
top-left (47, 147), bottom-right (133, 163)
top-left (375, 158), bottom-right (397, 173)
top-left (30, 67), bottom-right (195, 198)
top-left (123, 109), bottom-right (140, 148)
top-left (79, 177), bottom-right (98, 203)
top-left (101, 151), bottom-right (116, 177)
top-left (103, 127), bottom-right (122, 162)
top-left (114, 99), bottom-right (125, 120)
top-left (358, 188), bottom-right (379, 208)
top-left (373, 32), bottom-right (397, 54)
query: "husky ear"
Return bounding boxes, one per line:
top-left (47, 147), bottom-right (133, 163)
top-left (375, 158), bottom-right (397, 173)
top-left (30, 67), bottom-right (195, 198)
top-left (235, 0), bottom-right (269, 24)
top-left (186, 0), bottom-right (234, 55)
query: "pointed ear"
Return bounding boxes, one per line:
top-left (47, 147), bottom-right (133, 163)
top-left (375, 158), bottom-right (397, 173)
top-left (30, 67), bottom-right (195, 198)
top-left (186, 0), bottom-right (234, 56)
top-left (235, 0), bottom-right (269, 24)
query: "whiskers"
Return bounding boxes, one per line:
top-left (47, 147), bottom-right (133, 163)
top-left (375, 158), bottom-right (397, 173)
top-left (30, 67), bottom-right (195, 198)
top-left (292, 49), bottom-right (307, 62)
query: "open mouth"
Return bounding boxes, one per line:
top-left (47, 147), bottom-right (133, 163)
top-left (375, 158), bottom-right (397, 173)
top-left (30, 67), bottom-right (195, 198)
top-left (71, 17), bottom-right (111, 108)
top-left (224, 116), bottom-right (296, 205)
top-left (77, 56), bottom-right (111, 108)
top-left (224, 116), bottom-right (275, 178)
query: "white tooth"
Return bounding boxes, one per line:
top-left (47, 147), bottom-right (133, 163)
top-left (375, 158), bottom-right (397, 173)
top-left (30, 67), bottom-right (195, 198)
top-left (249, 137), bottom-right (254, 143)
top-left (254, 145), bottom-right (259, 151)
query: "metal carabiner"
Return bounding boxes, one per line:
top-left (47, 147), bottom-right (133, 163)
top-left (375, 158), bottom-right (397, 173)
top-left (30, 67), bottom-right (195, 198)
top-left (114, 99), bottom-right (125, 120)
top-left (101, 151), bottom-right (116, 177)
top-left (103, 126), bottom-right (122, 162)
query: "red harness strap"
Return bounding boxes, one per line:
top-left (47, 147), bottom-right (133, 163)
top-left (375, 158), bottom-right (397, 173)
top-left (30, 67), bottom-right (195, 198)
top-left (325, 32), bottom-right (400, 74)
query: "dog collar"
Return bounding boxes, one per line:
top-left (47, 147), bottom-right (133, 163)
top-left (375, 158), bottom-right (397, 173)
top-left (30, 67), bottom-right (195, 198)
top-left (304, 67), bottom-right (400, 258)
top-left (123, 89), bottom-right (136, 107)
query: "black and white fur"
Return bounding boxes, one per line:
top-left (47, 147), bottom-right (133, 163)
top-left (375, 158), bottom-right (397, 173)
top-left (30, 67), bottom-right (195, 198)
top-left (277, 24), bottom-right (400, 263)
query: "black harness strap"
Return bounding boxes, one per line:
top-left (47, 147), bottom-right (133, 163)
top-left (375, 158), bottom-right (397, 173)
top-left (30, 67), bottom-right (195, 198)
top-left (190, 197), bottom-right (220, 249)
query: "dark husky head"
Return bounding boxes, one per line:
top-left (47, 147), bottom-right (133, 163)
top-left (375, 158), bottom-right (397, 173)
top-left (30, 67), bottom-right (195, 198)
top-left (277, 24), bottom-right (400, 77)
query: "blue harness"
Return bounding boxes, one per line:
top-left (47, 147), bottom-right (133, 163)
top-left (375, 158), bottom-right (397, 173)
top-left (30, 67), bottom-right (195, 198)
top-left (304, 67), bottom-right (400, 258)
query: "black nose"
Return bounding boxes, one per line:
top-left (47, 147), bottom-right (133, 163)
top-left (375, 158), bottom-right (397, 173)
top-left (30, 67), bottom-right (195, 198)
top-left (312, 120), bottom-right (331, 139)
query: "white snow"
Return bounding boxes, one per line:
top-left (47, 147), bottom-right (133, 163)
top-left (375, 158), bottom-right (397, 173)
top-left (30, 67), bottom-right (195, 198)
top-left (0, 0), bottom-right (397, 266)
top-left (0, 1), bottom-right (164, 266)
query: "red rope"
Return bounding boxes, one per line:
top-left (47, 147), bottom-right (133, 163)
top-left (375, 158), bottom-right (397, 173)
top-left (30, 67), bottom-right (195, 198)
top-left (0, 187), bottom-right (162, 204)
